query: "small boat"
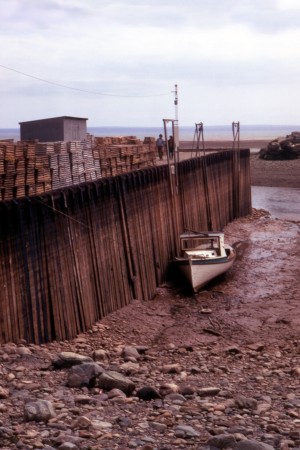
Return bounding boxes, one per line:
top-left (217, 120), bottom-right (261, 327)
top-left (173, 231), bottom-right (236, 292)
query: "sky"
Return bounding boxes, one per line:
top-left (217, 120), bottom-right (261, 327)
top-left (1, 0), bottom-right (300, 128)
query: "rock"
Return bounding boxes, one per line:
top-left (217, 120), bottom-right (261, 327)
top-left (247, 343), bottom-right (265, 352)
top-left (120, 361), bottom-right (140, 375)
top-left (198, 387), bottom-right (221, 397)
top-left (0, 387), bottom-right (9, 399)
top-left (178, 385), bottom-right (196, 396)
top-left (148, 421), bottom-right (167, 432)
top-left (225, 345), bottom-right (241, 354)
top-left (175, 424), bottom-right (200, 438)
top-left (255, 402), bottom-right (271, 414)
top-left (58, 443), bottom-right (79, 450)
top-left (53, 433), bottom-right (85, 446)
top-left (16, 346), bottom-right (32, 356)
top-left (259, 134), bottom-right (299, 160)
top-left (291, 366), bottom-right (300, 376)
top-left (235, 439), bottom-right (275, 450)
top-left (235, 396), bottom-right (258, 410)
top-left (107, 388), bottom-right (127, 399)
top-left (161, 363), bottom-right (181, 373)
top-left (2, 343), bottom-right (17, 354)
top-left (93, 349), bottom-right (108, 361)
top-left (95, 370), bottom-right (135, 395)
top-left (91, 419), bottom-right (113, 430)
top-left (207, 433), bottom-right (236, 448)
top-left (72, 415), bottom-right (92, 429)
top-left (164, 392), bottom-right (186, 403)
top-left (0, 427), bottom-right (14, 438)
top-left (141, 445), bottom-right (155, 450)
top-left (52, 352), bottom-right (93, 369)
top-left (74, 395), bottom-right (96, 405)
top-left (121, 346), bottom-right (140, 360)
top-left (136, 386), bottom-right (161, 401)
top-left (67, 362), bottom-right (104, 387)
top-left (24, 400), bottom-right (56, 422)
top-left (159, 383), bottom-right (179, 397)
top-left (116, 416), bottom-right (132, 427)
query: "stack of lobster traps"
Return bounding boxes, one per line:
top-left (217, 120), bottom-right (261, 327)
top-left (0, 135), bottom-right (157, 201)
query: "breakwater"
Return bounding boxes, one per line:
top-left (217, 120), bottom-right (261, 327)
top-left (0, 150), bottom-right (251, 344)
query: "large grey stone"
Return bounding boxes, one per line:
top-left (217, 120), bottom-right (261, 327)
top-left (52, 352), bottom-right (93, 369)
top-left (24, 400), bottom-right (56, 422)
top-left (121, 346), bottom-right (140, 360)
top-left (235, 439), bottom-right (275, 450)
top-left (96, 370), bottom-right (135, 395)
top-left (207, 433), bottom-right (236, 449)
top-left (175, 425), bottom-right (200, 438)
top-left (235, 396), bottom-right (258, 410)
top-left (67, 362), bottom-right (104, 387)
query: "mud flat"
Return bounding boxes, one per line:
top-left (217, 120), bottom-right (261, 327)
top-left (179, 139), bottom-right (269, 150)
top-left (250, 153), bottom-right (300, 188)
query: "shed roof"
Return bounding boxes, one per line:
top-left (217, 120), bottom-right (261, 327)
top-left (19, 116), bottom-right (88, 124)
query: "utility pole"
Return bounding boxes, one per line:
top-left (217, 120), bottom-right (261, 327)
top-left (173, 84), bottom-right (179, 156)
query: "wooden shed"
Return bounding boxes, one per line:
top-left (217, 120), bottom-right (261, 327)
top-left (19, 116), bottom-right (88, 142)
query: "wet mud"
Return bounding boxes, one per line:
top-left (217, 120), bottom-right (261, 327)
top-left (111, 209), bottom-right (300, 351)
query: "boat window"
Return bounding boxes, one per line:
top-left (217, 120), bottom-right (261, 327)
top-left (181, 237), bottom-right (220, 251)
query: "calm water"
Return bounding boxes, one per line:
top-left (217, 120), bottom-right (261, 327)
top-left (1, 124), bottom-right (299, 142)
top-left (252, 186), bottom-right (300, 221)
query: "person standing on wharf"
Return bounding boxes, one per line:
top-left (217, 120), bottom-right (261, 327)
top-left (156, 134), bottom-right (165, 160)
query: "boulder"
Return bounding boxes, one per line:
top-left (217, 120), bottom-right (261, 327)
top-left (52, 352), bottom-right (93, 369)
top-left (259, 132), bottom-right (300, 160)
top-left (121, 346), bottom-right (140, 361)
top-left (235, 439), bottom-right (275, 450)
top-left (24, 400), bottom-right (56, 422)
top-left (67, 362), bottom-right (105, 387)
top-left (206, 433), bottom-right (236, 449)
top-left (136, 386), bottom-right (161, 401)
top-left (95, 371), bottom-right (135, 395)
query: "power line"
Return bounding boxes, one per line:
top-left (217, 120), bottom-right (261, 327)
top-left (0, 63), bottom-right (171, 98)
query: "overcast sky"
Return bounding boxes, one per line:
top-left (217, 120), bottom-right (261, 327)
top-left (1, 0), bottom-right (300, 128)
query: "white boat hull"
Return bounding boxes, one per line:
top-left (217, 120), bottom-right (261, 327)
top-left (174, 245), bottom-right (236, 292)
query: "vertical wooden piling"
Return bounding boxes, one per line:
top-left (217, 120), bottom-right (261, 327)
top-left (0, 149), bottom-right (251, 344)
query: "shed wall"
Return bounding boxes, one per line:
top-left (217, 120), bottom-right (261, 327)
top-left (63, 118), bottom-right (87, 141)
top-left (20, 117), bottom-right (87, 142)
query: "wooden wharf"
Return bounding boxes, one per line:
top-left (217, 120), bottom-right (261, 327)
top-left (0, 149), bottom-right (251, 344)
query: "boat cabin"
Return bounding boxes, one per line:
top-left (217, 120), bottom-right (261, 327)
top-left (179, 232), bottom-right (226, 258)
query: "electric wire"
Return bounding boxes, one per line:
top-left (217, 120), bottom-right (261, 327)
top-left (0, 63), bottom-right (171, 98)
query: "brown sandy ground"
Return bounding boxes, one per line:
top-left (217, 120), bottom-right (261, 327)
top-left (0, 152), bottom-right (300, 449)
top-left (158, 141), bottom-right (300, 188)
top-left (250, 154), bottom-right (300, 188)
top-left (179, 140), bottom-right (269, 150)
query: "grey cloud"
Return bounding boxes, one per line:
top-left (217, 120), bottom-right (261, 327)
top-left (175, 58), bottom-right (300, 87)
top-left (2, 0), bottom-right (299, 37)
top-left (1, 0), bottom-right (88, 34)
top-left (232, 8), bottom-right (300, 33)
top-left (86, 0), bottom-right (300, 34)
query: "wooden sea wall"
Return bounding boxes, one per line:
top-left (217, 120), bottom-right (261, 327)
top-left (0, 149), bottom-right (251, 344)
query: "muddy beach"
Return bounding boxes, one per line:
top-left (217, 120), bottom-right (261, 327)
top-left (0, 151), bottom-right (299, 450)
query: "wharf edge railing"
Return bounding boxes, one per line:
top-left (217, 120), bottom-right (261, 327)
top-left (0, 150), bottom-right (251, 344)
